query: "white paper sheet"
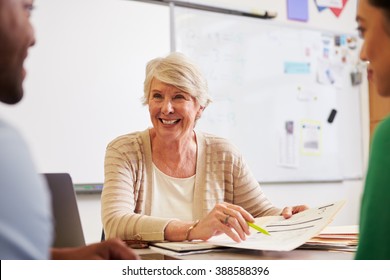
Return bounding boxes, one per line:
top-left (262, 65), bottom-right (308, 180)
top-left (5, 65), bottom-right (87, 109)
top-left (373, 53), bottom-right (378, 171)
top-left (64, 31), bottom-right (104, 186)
top-left (207, 201), bottom-right (345, 251)
top-left (316, 0), bottom-right (343, 9)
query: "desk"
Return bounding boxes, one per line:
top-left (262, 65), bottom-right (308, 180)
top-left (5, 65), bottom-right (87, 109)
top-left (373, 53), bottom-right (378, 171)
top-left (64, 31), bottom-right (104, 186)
top-left (135, 248), bottom-right (354, 260)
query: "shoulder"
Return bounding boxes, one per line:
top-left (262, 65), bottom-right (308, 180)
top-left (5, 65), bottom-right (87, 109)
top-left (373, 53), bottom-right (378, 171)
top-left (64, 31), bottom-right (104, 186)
top-left (374, 116), bottom-right (390, 134)
top-left (0, 119), bottom-right (39, 171)
top-left (200, 131), bottom-right (239, 149)
top-left (0, 120), bottom-right (53, 259)
top-left (107, 129), bottom-right (147, 151)
top-left (197, 131), bottom-right (241, 156)
top-left (371, 116), bottom-right (390, 149)
top-left (0, 119), bottom-right (26, 146)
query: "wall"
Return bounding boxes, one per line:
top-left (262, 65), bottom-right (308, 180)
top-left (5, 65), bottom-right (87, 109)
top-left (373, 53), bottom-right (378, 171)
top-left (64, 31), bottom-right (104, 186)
top-left (5, 0), bottom-right (367, 244)
top-left (174, 0), bottom-right (357, 33)
top-left (0, 0), bottom-right (170, 184)
top-left (77, 0), bottom-right (367, 244)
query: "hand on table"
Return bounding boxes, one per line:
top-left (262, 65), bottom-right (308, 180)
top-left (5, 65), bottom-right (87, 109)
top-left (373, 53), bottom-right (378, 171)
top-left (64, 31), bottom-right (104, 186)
top-left (189, 202), bottom-right (255, 242)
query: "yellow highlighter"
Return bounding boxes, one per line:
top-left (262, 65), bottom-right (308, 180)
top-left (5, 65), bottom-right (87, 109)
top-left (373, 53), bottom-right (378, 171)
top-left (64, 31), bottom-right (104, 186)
top-left (247, 222), bottom-right (271, 236)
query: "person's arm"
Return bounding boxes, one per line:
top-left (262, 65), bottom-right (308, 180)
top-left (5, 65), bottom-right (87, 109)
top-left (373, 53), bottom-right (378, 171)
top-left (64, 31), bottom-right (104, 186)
top-left (225, 143), bottom-right (308, 219)
top-left (102, 142), bottom-right (173, 241)
top-left (164, 202), bottom-right (254, 242)
top-left (356, 117), bottom-right (390, 259)
top-left (51, 238), bottom-right (140, 260)
top-left (228, 150), bottom-right (282, 217)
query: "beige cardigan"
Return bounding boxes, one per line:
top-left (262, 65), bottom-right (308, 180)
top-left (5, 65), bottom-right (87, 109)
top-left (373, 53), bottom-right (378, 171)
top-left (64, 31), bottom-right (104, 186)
top-left (101, 129), bottom-right (281, 241)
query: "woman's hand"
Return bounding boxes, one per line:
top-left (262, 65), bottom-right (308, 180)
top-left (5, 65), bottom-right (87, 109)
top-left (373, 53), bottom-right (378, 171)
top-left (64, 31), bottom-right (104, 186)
top-left (189, 202), bottom-right (255, 242)
top-left (281, 205), bottom-right (309, 219)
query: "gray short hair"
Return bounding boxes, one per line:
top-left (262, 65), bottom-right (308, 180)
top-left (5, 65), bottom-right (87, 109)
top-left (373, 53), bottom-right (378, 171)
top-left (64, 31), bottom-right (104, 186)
top-left (142, 52), bottom-right (212, 108)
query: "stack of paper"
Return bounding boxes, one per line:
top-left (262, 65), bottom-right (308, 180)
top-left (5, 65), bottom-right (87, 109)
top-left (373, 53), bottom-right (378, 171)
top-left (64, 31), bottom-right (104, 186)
top-left (150, 241), bottom-right (225, 256)
top-left (206, 201), bottom-right (346, 251)
top-left (148, 201), bottom-right (346, 256)
top-left (151, 241), bottom-right (221, 252)
top-left (300, 225), bottom-right (358, 252)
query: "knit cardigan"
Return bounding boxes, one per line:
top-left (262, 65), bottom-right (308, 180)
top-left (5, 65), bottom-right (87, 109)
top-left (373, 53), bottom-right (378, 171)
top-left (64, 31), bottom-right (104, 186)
top-left (101, 129), bottom-right (281, 241)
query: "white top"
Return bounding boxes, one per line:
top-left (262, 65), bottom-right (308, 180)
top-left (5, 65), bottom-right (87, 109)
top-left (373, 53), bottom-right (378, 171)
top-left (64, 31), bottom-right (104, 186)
top-left (150, 163), bottom-right (195, 221)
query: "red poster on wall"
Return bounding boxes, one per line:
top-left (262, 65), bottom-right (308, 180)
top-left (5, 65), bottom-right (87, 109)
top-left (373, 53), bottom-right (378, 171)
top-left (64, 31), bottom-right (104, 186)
top-left (314, 0), bottom-right (348, 17)
top-left (329, 0), bottom-right (348, 17)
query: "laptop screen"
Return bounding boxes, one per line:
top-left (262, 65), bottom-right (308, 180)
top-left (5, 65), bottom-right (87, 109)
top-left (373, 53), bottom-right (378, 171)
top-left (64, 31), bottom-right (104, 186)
top-left (42, 173), bottom-right (86, 248)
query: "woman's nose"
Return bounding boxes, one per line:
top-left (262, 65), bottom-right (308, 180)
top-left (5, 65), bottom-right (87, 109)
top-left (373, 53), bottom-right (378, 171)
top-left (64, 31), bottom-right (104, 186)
top-left (359, 41), bottom-right (368, 62)
top-left (161, 99), bottom-right (174, 114)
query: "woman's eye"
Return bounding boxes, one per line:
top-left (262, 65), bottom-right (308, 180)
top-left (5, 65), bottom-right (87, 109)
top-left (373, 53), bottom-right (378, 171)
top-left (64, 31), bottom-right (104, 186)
top-left (152, 93), bottom-right (162, 99)
top-left (357, 26), bottom-right (365, 39)
top-left (24, 3), bottom-right (35, 17)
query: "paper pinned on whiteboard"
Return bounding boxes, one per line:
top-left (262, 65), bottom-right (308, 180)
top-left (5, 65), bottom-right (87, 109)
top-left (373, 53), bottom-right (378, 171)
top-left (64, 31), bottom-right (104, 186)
top-left (316, 0), bottom-right (343, 9)
top-left (300, 120), bottom-right (322, 156)
top-left (278, 120), bottom-right (299, 168)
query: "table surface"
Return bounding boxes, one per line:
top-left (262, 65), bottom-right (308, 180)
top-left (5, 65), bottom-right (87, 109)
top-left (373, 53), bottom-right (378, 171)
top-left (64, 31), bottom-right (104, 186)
top-left (135, 247), bottom-right (355, 260)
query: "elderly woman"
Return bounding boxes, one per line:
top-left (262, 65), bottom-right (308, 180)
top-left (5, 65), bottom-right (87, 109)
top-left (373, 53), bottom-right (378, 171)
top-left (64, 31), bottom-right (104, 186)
top-left (355, 0), bottom-right (390, 259)
top-left (101, 52), bottom-right (307, 242)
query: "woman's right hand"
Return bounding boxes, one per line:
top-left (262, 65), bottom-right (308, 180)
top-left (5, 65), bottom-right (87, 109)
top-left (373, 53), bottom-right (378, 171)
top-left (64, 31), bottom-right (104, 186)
top-left (188, 202), bottom-right (255, 242)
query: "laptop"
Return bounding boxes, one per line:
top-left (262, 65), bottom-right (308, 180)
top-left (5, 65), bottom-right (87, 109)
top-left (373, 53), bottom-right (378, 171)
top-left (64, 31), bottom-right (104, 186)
top-left (42, 173), bottom-right (86, 248)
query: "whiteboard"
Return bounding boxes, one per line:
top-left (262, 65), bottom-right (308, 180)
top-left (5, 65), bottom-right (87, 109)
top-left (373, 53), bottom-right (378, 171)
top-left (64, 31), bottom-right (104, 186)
top-left (0, 0), bottom-right (170, 183)
top-left (174, 7), bottom-right (363, 182)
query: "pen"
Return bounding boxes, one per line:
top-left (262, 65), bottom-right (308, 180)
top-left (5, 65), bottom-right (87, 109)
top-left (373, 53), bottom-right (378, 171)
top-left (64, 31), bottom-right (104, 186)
top-left (247, 222), bottom-right (271, 236)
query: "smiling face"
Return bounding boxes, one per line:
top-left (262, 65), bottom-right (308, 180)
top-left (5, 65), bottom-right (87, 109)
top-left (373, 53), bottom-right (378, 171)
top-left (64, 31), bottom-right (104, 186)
top-left (357, 0), bottom-right (390, 96)
top-left (148, 78), bottom-right (204, 141)
top-left (0, 0), bottom-right (35, 104)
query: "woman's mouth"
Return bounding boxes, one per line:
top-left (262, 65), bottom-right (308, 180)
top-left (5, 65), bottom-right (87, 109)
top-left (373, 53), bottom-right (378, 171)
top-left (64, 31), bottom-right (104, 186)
top-left (367, 69), bottom-right (373, 82)
top-left (160, 118), bottom-right (180, 125)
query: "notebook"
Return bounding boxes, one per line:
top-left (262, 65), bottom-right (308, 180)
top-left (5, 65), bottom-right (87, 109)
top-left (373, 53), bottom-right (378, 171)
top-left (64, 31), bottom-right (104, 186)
top-left (151, 241), bottom-right (222, 253)
top-left (42, 173), bottom-right (86, 248)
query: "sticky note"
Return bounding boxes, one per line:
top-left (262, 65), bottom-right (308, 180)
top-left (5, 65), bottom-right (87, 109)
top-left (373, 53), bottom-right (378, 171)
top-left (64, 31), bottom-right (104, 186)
top-left (287, 0), bottom-right (309, 22)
